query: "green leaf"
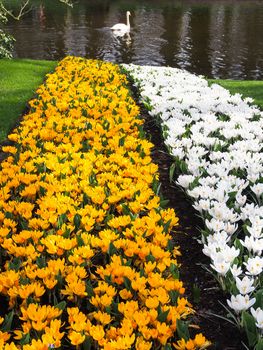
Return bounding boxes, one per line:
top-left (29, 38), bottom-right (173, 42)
top-left (255, 339), bottom-right (263, 350)
top-left (57, 213), bottom-right (67, 228)
top-left (83, 336), bottom-right (92, 350)
top-left (108, 242), bottom-right (117, 256)
top-left (169, 163), bottom-right (176, 183)
top-left (74, 213), bottom-right (81, 230)
top-left (192, 284), bottom-right (201, 304)
top-left (83, 193), bottom-right (90, 205)
top-left (124, 277), bottom-right (132, 291)
top-left (1, 311), bottom-right (14, 331)
top-left (242, 311), bottom-right (257, 348)
top-left (20, 333), bottom-right (30, 345)
top-left (36, 256), bottom-right (46, 268)
top-left (164, 345), bottom-right (172, 350)
top-left (121, 204), bottom-right (130, 215)
top-left (157, 309), bottom-right (170, 323)
top-left (119, 136), bottom-right (125, 147)
top-left (5, 211), bottom-right (13, 219)
top-left (55, 301), bottom-right (67, 311)
top-left (163, 219), bottom-right (172, 233)
top-left (146, 254), bottom-right (155, 263)
top-left (105, 275), bottom-right (112, 284)
top-left (167, 239), bottom-right (174, 252)
top-left (170, 263), bottom-right (179, 279)
top-left (9, 258), bottom-right (22, 272)
top-left (169, 290), bottom-right (179, 305)
top-left (76, 234), bottom-right (85, 247)
top-left (160, 199), bottom-right (169, 208)
top-left (176, 319), bottom-right (190, 341)
top-left (86, 280), bottom-right (94, 297)
top-left (254, 289), bottom-right (263, 309)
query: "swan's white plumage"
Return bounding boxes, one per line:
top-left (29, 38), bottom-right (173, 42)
top-left (111, 11), bottom-right (131, 33)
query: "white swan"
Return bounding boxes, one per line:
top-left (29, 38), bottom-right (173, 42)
top-left (111, 11), bottom-right (131, 34)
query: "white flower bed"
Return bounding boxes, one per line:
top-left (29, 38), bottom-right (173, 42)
top-left (123, 63), bottom-right (263, 345)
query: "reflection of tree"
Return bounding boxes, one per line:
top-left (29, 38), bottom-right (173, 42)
top-left (64, 6), bottom-right (88, 56)
top-left (175, 10), bottom-right (192, 69)
top-left (208, 5), bottom-right (226, 78)
top-left (226, 5), bottom-right (248, 79)
top-left (39, 4), bottom-right (46, 29)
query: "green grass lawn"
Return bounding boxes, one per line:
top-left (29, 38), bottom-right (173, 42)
top-left (0, 59), bottom-right (263, 143)
top-left (209, 79), bottom-right (263, 109)
top-left (0, 59), bottom-right (57, 142)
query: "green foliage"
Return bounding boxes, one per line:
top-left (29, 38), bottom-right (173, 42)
top-left (0, 29), bottom-right (15, 58)
top-left (0, 0), bottom-right (72, 58)
top-left (241, 311), bottom-right (257, 348)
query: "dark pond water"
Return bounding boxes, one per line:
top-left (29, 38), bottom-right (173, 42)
top-left (5, 0), bottom-right (263, 79)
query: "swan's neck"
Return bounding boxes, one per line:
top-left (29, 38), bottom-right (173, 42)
top-left (126, 13), bottom-right (130, 29)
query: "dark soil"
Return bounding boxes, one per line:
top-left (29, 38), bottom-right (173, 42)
top-left (130, 82), bottom-right (246, 350)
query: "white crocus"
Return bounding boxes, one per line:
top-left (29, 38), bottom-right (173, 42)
top-left (235, 192), bottom-right (247, 208)
top-left (251, 307), bottom-right (263, 329)
top-left (205, 218), bottom-right (225, 233)
top-left (235, 276), bottom-right (255, 295)
top-left (193, 199), bottom-right (212, 212)
top-left (227, 294), bottom-right (256, 313)
top-left (224, 222), bottom-right (238, 235)
top-left (246, 225), bottom-right (263, 239)
top-left (230, 264), bottom-right (243, 278)
top-left (210, 255), bottom-right (230, 276)
top-left (176, 175), bottom-right (196, 189)
top-left (241, 236), bottom-right (263, 255)
top-left (244, 256), bottom-right (263, 276)
top-left (251, 183), bottom-right (263, 199)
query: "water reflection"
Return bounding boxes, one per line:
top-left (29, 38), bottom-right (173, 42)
top-left (5, 0), bottom-right (263, 79)
top-left (175, 10), bottom-right (193, 70)
top-left (209, 5), bottom-right (226, 79)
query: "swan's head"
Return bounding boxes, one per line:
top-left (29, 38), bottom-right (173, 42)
top-left (126, 11), bottom-right (131, 17)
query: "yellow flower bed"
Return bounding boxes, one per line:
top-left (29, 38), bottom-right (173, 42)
top-left (0, 57), bottom-right (210, 350)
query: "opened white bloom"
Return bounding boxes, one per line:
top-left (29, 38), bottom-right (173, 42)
top-left (240, 236), bottom-right (263, 255)
top-left (230, 264), bottom-right (243, 278)
top-left (176, 174), bottom-right (196, 189)
top-left (235, 276), bottom-right (255, 295)
top-left (210, 256), bottom-right (230, 276)
top-left (227, 294), bottom-right (256, 313)
top-left (193, 199), bottom-right (212, 212)
top-left (251, 183), bottom-right (263, 199)
top-left (251, 307), bottom-right (263, 329)
top-left (207, 231), bottom-right (230, 245)
top-left (244, 256), bottom-right (263, 276)
top-left (205, 218), bottom-right (225, 233)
